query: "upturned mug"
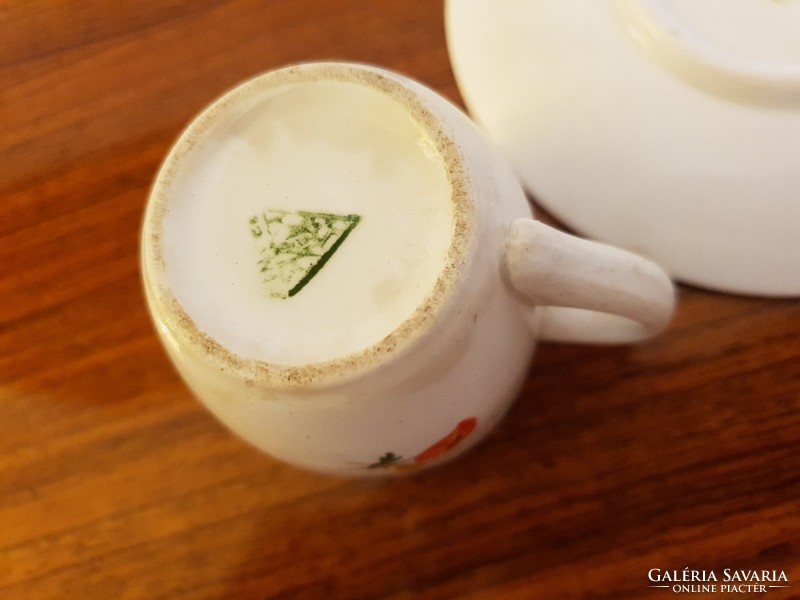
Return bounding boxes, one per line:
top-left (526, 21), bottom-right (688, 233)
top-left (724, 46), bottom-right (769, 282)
top-left (141, 62), bottom-right (675, 475)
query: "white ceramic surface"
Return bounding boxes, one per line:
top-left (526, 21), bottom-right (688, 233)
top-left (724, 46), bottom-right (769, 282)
top-left (446, 0), bottom-right (800, 296)
top-left (141, 63), bottom-right (674, 476)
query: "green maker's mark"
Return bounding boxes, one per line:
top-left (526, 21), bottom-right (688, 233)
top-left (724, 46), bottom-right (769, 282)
top-left (249, 209), bottom-right (361, 299)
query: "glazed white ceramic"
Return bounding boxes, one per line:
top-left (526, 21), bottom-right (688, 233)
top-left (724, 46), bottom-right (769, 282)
top-left (446, 0), bottom-right (800, 296)
top-left (141, 63), bottom-right (674, 476)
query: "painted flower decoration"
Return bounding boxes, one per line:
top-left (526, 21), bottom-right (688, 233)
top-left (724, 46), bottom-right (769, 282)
top-left (367, 417), bottom-right (478, 471)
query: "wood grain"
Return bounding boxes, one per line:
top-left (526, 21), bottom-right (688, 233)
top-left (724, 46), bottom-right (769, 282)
top-left (2, 2), bottom-right (799, 598)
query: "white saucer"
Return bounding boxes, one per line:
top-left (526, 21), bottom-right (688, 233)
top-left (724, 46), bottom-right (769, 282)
top-left (447, 0), bottom-right (800, 296)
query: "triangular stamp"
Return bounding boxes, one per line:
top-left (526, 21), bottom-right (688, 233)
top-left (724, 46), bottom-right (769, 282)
top-left (249, 209), bottom-right (361, 299)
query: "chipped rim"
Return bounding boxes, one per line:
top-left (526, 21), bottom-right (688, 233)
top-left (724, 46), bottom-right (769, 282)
top-left (141, 62), bottom-right (475, 390)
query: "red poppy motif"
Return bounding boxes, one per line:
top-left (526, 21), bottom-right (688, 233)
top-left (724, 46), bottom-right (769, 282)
top-left (366, 417), bottom-right (478, 471)
top-left (415, 417), bottom-right (478, 464)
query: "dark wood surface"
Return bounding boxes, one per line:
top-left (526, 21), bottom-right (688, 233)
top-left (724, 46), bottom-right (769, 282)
top-left (2, 2), bottom-right (799, 598)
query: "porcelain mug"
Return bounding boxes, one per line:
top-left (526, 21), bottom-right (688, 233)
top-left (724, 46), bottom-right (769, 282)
top-left (141, 62), bottom-right (675, 475)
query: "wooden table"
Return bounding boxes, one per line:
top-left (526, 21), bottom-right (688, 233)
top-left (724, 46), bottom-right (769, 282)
top-left (2, 2), bottom-right (799, 598)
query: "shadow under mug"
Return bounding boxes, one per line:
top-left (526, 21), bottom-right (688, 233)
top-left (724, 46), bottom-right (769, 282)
top-left (141, 62), bottom-right (675, 475)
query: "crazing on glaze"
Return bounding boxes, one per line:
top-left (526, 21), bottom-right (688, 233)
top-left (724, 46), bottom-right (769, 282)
top-left (249, 209), bottom-right (361, 299)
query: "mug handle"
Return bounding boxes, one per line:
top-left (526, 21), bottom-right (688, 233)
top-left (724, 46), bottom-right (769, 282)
top-left (505, 219), bottom-right (675, 344)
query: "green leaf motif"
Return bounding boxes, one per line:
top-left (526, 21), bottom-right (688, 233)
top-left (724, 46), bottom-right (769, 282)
top-left (367, 452), bottom-right (404, 469)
